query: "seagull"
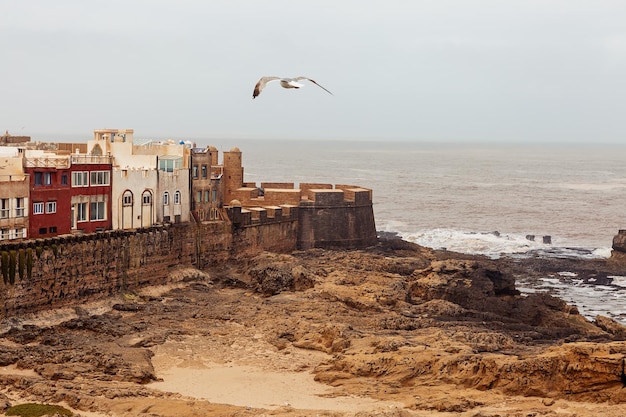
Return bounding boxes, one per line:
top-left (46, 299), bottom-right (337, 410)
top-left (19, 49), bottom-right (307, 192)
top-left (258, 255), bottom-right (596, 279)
top-left (252, 76), bottom-right (333, 99)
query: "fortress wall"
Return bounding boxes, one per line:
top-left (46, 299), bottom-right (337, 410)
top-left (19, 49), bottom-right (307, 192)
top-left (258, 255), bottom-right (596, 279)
top-left (306, 189), bottom-right (344, 205)
top-left (194, 221), bottom-right (232, 269)
top-left (297, 188), bottom-right (377, 250)
top-left (0, 185), bottom-right (374, 317)
top-left (0, 227), bottom-right (197, 316)
top-left (226, 204), bottom-right (299, 257)
top-left (300, 183), bottom-right (332, 198)
top-left (0, 223), bottom-right (235, 317)
top-left (249, 207), bottom-right (268, 222)
top-left (342, 188), bottom-right (372, 205)
top-left (258, 189), bottom-right (301, 206)
top-left (231, 187), bottom-right (259, 203)
top-left (260, 182), bottom-right (294, 189)
top-left (232, 219), bottom-right (298, 257)
top-left (336, 184), bottom-right (373, 201)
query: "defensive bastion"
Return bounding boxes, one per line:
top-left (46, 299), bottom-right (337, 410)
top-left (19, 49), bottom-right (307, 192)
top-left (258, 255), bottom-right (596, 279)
top-left (0, 172), bottom-right (377, 317)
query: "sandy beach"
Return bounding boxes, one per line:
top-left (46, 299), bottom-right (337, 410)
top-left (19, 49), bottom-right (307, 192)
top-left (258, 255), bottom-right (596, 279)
top-left (148, 334), bottom-right (405, 412)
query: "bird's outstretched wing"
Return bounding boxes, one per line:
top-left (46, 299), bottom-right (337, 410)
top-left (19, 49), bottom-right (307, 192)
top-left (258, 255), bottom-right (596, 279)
top-left (294, 77), bottom-right (333, 96)
top-left (253, 76), bottom-right (280, 99)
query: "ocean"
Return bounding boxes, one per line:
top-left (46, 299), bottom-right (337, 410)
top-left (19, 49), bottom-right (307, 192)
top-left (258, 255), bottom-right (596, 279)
top-left (211, 139), bottom-right (626, 322)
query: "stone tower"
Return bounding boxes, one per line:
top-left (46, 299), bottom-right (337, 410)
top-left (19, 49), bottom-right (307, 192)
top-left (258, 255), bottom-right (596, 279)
top-left (222, 147), bottom-right (244, 204)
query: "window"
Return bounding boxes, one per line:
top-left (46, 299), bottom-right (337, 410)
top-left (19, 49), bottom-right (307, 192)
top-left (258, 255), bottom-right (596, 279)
top-left (174, 191), bottom-right (181, 204)
top-left (123, 191), bottom-right (133, 206)
top-left (212, 189), bottom-right (217, 202)
top-left (0, 229), bottom-right (8, 240)
top-left (204, 190), bottom-right (209, 202)
top-left (90, 171), bottom-right (110, 186)
top-left (192, 165), bottom-right (199, 179)
top-left (44, 172), bottom-right (52, 185)
top-left (201, 165), bottom-right (207, 178)
top-left (90, 201), bottom-right (106, 221)
top-left (72, 171), bottom-right (89, 187)
top-left (49, 226), bottom-right (57, 233)
top-left (33, 202), bottom-right (44, 214)
top-left (142, 191), bottom-right (152, 205)
top-left (163, 192), bottom-right (170, 205)
top-left (77, 202), bottom-right (88, 222)
top-left (196, 191), bottom-right (202, 202)
top-left (61, 174), bottom-right (68, 185)
top-left (0, 198), bottom-right (8, 219)
top-left (34, 172), bottom-right (43, 186)
top-left (15, 228), bottom-right (26, 239)
top-left (46, 201), bottom-right (57, 213)
top-left (39, 228), bottom-right (47, 235)
top-left (15, 198), bottom-right (24, 217)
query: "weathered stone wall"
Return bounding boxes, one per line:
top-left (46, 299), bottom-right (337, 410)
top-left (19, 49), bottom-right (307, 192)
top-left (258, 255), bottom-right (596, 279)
top-left (0, 189), bottom-right (375, 317)
top-left (0, 227), bottom-right (198, 316)
top-left (226, 205), bottom-right (299, 258)
top-left (297, 188), bottom-right (377, 250)
top-left (0, 211), bottom-right (300, 317)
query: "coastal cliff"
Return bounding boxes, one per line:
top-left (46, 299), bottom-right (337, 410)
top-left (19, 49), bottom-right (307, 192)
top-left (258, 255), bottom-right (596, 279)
top-left (1, 237), bottom-right (626, 416)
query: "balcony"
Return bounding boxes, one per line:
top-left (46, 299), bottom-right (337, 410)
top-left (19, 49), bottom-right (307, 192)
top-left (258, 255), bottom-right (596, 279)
top-left (71, 155), bottom-right (112, 165)
top-left (24, 156), bottom-right (70, 169)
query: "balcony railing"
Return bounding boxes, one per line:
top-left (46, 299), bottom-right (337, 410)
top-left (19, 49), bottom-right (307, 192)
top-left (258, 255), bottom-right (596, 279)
top-left (71, 155), bottom-right (112, 165)
top-left (24, 157), bottom-right (70, 169)
top-left (0, 175), bottom-right (28, 182)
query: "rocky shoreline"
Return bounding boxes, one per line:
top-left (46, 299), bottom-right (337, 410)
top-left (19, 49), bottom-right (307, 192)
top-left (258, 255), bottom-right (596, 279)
top-left (1, 237), bottom-right (626, 416)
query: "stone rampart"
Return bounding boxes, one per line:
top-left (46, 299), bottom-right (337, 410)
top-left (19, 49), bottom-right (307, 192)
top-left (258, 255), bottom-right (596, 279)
top-left (297, 187), bottom-right (377, 250)
top-left (0, 183), bottom-right (375, 317)
top-left (260, 182), bottom-right (294, 189)
top-left (300, 183), bottom-right (333, 198)
top-left (0, 205), bottom-right (302, 317)
top-left (0, 227), bottom-right (196, 316)
top-left (257, 189), bottom-right (302, 206)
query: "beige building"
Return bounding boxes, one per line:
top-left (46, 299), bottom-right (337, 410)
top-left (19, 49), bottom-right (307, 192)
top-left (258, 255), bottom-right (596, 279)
top-left (0, 147), bottom-right (29, 241)
top-left (190, 146), bottom-right (224, 222)
top-left (87, 129), bottom-right (191, 230)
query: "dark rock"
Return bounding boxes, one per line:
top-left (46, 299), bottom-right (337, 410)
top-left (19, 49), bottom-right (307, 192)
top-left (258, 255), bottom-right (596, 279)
top-left (595, 315), bottom-right (626, 340)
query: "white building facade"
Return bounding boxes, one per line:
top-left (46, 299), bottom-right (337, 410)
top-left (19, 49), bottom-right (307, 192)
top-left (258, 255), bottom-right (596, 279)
top-left (87, 129), bottom-right (190, 230)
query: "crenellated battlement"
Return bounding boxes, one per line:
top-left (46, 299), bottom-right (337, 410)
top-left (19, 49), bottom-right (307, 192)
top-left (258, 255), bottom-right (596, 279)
top-left (231, 182), bottom-right (373, 208)
top-left (226, 203), bottom-right (298, 227)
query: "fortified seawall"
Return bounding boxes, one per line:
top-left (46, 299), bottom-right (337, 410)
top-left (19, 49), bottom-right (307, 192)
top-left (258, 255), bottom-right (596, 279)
top-left (0, 187), bottom-right (377, 317)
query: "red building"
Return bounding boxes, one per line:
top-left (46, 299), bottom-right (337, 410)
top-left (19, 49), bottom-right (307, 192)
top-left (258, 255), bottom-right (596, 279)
top-left (69, 154), bottom-right (113, 233)
top-left (24, 153), bottom-right (72, 238)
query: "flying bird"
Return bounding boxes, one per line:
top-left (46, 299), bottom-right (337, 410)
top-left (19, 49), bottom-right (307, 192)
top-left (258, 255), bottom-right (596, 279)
top-left (252, 76), bottom-right (333, 99)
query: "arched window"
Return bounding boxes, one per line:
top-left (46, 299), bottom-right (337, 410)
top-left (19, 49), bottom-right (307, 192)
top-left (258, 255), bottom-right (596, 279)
top-left (174, 191), bottom-right (181, 205)
top-left (163, 191), bottom-right (170, 205)
top-left (142, 190), bottom-right (152, 205)
top-left (122, 190), bottom-right (133, 206)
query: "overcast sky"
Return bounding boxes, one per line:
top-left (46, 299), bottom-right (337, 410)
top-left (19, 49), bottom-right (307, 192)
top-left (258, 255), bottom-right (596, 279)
top-left (1, 1), bottom-right (625, 143)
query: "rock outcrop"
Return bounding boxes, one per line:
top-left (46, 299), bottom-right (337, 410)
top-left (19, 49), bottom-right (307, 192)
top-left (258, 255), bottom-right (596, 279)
top-left (2, 238), bottom-right (626, 416)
